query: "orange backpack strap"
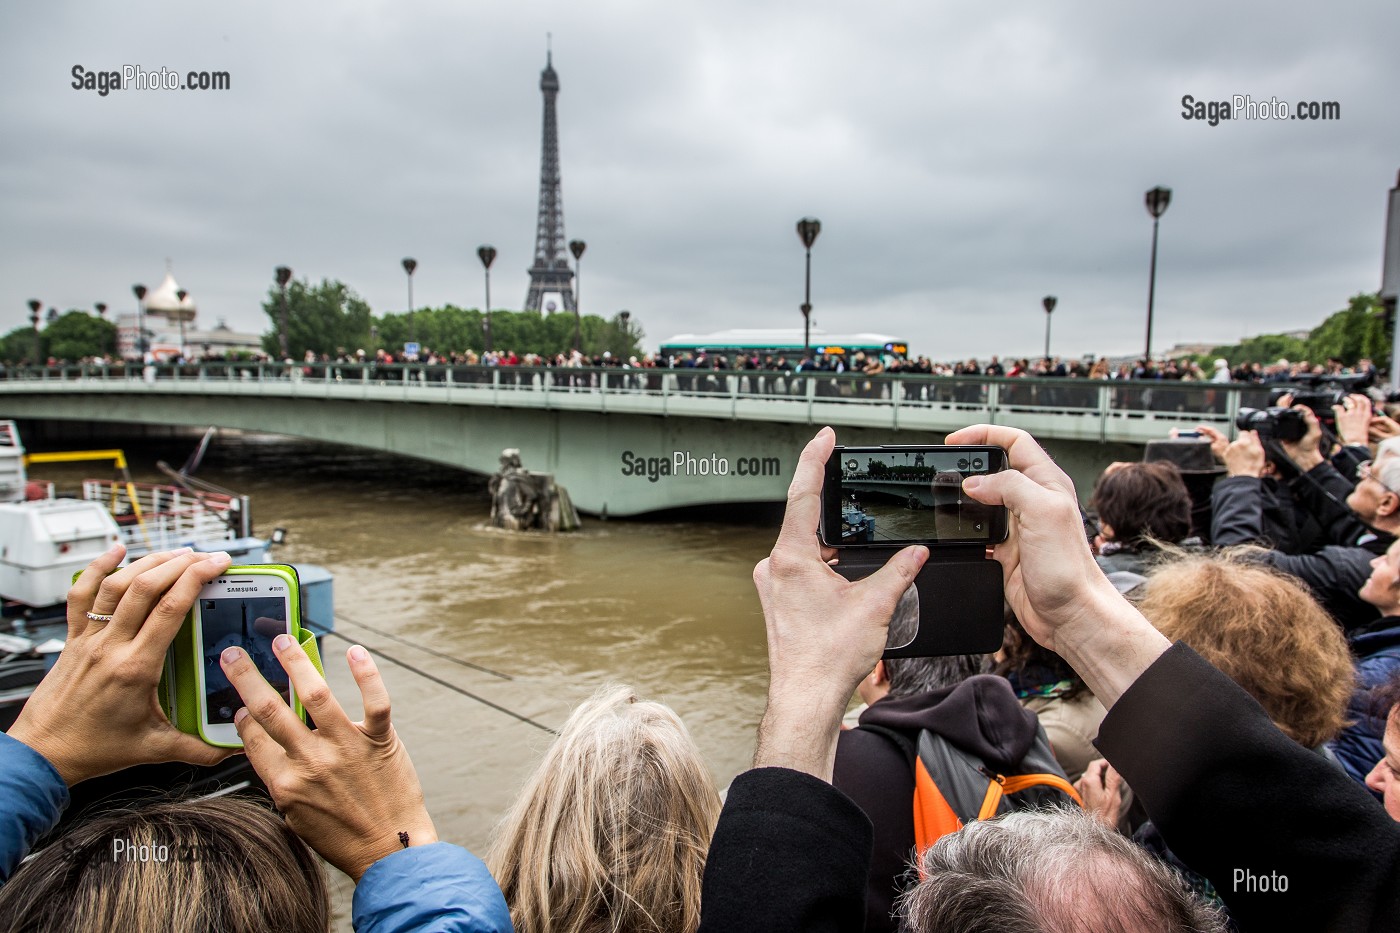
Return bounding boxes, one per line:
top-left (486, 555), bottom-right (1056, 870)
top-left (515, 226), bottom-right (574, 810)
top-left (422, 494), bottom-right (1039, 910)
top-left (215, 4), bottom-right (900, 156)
top-left (1000, 772), bottom-right (1083, 806)
top-left (976, 776), bottom-right (1005, 821)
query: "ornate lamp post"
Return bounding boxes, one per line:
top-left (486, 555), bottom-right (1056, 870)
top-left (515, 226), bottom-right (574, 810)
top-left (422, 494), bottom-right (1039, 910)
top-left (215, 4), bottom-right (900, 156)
top-left (95, 302), bottom-right (108, 359)
top-left (176, 289), bottom-right (189, 361)
top-left (477, 245), bottom-right (496, 353)
top-left (132, 283), bottom-right (147, 360)
top-left (26, 299), bottom-right (40, 365)
top-left (275, 266), bottom-right (292, 360)
top-left (401, 257), bottom-right (418, 350)
top-left (796, 218), bottom-right (821, 357)
top-left (1042, 295), bottom-right (1057, 361)
top-left (1143, 186), bottom-right (1172, 367)
top-left (569, 239), bottom-right (586, 352)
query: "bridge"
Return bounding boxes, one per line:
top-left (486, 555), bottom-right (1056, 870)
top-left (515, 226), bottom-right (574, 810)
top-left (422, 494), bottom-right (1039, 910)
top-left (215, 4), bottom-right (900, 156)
top-left (0, 363), bottom-right (1267, 516)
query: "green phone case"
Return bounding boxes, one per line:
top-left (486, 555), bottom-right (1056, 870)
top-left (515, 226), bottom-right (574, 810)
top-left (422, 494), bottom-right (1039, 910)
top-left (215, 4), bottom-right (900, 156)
top-left (158, 564), bottom-right (323, 748)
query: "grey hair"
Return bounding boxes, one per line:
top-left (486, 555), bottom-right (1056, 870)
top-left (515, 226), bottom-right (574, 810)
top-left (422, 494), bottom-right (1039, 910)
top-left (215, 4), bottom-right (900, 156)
top-left (882, 583), bottom-right (989, 697)
top-left (1376, 444), bottom-right (1400, 495)
top-left (901, 808), bottom-right (1227, 933)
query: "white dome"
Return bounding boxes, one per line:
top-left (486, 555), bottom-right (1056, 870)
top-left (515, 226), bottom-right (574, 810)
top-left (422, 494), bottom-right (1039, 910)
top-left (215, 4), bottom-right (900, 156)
top-left (142, 271), bottom-right (196, 315)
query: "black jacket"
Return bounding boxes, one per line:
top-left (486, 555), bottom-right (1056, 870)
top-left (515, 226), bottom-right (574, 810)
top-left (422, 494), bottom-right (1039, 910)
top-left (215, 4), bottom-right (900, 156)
top-left (831, 676), bottom-right (1040, 933)
top-left (1098, 643), bottom-right (1400, 932)
top-left (1212, 476), bottom-right (1385, 630)
top-left (698, 768), bottom-right (869, 933)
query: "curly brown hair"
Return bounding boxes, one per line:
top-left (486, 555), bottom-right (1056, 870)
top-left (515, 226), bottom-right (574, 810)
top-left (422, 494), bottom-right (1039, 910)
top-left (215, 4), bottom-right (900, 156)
top-left (1090, 461), bottom-right (1191, 546)
top-left (1137, 551), bottom-right (1353, 748)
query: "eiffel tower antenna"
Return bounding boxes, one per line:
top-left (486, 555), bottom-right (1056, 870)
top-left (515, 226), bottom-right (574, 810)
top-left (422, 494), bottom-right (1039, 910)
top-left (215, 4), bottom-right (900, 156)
top-left (523, 40), bottom-right (575, 314)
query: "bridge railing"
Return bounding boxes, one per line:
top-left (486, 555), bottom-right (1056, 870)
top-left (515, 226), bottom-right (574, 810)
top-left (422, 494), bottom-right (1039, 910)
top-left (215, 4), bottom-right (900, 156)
top-left (0, 362), bottom-right (1278, 437)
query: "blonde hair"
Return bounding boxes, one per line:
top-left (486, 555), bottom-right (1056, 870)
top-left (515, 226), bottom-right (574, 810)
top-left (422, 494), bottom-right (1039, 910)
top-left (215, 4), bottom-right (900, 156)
top-left (1138, 551), bottom-right (1354, 748)
top-left (0, 796), bottom-right (328, 932)
top-left (488, 685), bottom-right (721, 933)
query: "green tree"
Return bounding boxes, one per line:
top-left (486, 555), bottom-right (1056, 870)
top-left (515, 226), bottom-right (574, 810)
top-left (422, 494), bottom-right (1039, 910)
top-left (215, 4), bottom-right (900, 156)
top-left (44, 310), bottom-right (119, 362)
top-left (1208, 332), bottom-right (1307, 368)
top-left (1303, 293), bottom-right (1389, 365)
top-left (1210, 292), bottom-right (1389, 369)
top-left (261, 279), bottom-right (374, 359)
top-left (0, 326), bottom-right (40, 364)
top-left (370, 307), bottom-right (644, 359)
top-left (0, 311), bottom-right (117, 363)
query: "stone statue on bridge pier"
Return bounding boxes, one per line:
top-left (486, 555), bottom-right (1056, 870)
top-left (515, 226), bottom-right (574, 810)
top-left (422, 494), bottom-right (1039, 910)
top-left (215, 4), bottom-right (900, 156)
top-left (488, 448), bottom-right (581, 532)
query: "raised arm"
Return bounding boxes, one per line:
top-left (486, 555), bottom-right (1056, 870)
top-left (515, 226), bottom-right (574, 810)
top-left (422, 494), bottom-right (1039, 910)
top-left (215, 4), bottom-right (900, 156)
top-left (952, 423), bottom-right (1400, 930)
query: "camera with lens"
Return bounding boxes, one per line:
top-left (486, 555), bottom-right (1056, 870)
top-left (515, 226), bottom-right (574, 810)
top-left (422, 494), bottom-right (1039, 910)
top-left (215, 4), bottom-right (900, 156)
top-left (1235, 407), bottom-right (1309, 442)
top-left (1267, 372), bottom-right (1375, 429)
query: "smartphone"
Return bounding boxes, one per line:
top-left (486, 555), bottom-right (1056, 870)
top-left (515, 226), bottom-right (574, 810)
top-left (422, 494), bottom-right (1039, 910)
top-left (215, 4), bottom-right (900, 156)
top-left (191, 565), bottom-right (301, 747)
top-left (820, 445), bottom-right (1009, 547)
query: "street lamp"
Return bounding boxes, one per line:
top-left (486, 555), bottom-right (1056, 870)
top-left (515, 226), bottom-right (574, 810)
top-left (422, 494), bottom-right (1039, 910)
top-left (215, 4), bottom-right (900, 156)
top-left (569, 239), bottom-right (586, 353)
top-left (132, 284), bottom-right (147, 361)
top-left (618, 309), bottom-right (631, 351)
top-left (402, 257), bottom-right (418, 351)
top-left (26, 299), bottom-right (40, 365)
top-left (1143, 186), bottom-right (1172, 368)
top-left (796, 218), bottom-right (821, 357)
top-left (95, 302), bottom-right (108, 359)
top-left (477, 245), bottom-right (496, 353)
top-left (1042, 295), bottom-right (1057, 361)
top-left (176, 288), bottom-right (189, 361)
top-left (275, 266), bottom-right (292, 360)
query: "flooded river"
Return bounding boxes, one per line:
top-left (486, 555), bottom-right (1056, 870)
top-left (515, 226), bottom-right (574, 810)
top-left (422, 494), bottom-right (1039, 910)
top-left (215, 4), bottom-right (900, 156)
top-left (25, 428), bottom-right (780, 927)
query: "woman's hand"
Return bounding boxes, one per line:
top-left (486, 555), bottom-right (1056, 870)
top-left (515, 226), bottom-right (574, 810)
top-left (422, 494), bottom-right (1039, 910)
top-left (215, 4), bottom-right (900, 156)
top-left (8, 545), bottom-right (235, 785)
top-left (221, 637), bottom-right (438, 881)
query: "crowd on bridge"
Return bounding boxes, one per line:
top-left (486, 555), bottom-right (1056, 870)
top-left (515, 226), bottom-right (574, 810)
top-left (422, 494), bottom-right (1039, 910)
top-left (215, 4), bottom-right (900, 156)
top-left (5, 385), bottom-right (1400, 931)
top-left (14, 340), bottom-right (1385, 389)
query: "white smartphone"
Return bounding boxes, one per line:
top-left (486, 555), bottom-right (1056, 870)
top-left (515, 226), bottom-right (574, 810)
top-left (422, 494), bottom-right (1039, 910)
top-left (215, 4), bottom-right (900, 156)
top-left (192, 566), bottom-right (299, 747)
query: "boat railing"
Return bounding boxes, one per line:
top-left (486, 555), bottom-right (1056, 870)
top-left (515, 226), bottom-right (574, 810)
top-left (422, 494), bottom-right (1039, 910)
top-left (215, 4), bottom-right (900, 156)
top-left (80, 480), bottom-right (240, 553)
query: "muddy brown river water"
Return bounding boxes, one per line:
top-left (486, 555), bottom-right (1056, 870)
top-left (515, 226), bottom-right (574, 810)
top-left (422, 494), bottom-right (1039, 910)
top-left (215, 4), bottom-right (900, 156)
top-left (25, 428), bottom-right (782, 928)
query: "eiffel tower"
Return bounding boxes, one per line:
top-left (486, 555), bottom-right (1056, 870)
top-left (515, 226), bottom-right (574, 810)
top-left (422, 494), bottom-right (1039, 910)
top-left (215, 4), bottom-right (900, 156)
top-left (523, 46), bottom-right (575, 314)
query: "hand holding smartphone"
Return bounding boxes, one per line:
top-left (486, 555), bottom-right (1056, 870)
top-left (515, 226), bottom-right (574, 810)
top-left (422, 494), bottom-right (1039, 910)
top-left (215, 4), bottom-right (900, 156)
top-left (819, 444), bottom-right (1009, 657)
top-left (173, 565), bottom-right (304, 748)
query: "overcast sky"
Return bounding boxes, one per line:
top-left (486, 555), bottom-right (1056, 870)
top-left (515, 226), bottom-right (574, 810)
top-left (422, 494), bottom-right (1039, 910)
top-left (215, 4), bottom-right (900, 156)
top-left (3, 0), bottom-right (1398, 360)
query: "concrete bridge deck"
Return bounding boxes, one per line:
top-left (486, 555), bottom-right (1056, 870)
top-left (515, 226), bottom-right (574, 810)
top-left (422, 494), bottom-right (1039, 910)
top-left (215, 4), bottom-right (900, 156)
top-left (0, 363), bottom-right (1267, 515)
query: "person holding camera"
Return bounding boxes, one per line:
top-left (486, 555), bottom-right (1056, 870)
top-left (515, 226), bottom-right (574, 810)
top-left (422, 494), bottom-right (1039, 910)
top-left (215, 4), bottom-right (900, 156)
top-left (699, 425), bottom-right (1400, 932)
top-left (1212, 401), bottom-right (1400, 630)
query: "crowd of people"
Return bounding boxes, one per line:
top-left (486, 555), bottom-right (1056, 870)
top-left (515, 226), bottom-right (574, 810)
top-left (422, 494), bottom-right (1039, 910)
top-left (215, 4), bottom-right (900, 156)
top-left (14, 343), bottom-right (1385, 390)
top-left (4, 393), bottom-right (1400, 930)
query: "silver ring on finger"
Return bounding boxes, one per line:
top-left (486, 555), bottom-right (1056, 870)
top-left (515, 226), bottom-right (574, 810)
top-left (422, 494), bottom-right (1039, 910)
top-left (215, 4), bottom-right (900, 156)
top-left (85, 610), bottom-right (115, 623)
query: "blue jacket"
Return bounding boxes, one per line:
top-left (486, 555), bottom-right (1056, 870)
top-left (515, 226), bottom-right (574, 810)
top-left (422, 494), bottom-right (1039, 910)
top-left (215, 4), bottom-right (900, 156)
top-left (0, 732), bottom-right (512, 932)
top-left (1329, 619), bottom-right (1400, 794)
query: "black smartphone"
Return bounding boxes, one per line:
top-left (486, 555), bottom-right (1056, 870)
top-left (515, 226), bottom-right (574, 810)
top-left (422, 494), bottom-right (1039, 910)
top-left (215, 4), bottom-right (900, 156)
top-left (820, 445), bottom-right (1009, 547)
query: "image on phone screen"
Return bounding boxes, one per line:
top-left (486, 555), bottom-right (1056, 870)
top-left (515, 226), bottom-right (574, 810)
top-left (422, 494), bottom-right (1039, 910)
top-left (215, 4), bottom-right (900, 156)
top-left (199, 596), bottom-right (290, 725)
top-left (834, 449), bottom-right (1003, 545)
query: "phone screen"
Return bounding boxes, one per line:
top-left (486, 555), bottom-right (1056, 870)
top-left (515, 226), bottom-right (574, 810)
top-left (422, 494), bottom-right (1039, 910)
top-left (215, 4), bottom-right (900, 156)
top-left (822, 446), bottom-right (1008, 546)
top-left (199, 595), bottom-right (290, 725)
